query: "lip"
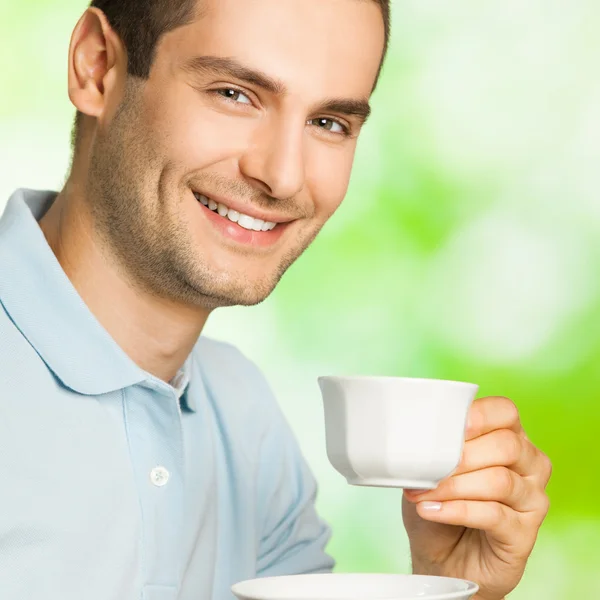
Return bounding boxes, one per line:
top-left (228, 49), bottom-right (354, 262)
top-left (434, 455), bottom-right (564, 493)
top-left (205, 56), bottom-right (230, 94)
top-left (191, 190), bottom-right (292, 248)
top-left (191, 189), bottom-right (295, 224)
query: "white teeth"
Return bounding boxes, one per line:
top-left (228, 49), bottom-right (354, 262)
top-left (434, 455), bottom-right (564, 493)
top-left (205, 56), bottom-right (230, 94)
top-left (235, 214), bottom-right (277, 231)
top-left (195, 191), bottom-right (279, 231)
top-left (237, 215), bottom-right (255, 230)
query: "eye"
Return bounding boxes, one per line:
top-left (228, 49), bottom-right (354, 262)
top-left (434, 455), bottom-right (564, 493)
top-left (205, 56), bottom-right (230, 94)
top-left (215, 88), bottom-right (252, 105)
top-left (308, 117), bottom-right (349, 136)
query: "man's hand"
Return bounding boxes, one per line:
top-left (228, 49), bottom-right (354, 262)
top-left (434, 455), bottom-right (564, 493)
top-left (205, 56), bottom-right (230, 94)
top-left (402, 396), bottom-right (552, 600)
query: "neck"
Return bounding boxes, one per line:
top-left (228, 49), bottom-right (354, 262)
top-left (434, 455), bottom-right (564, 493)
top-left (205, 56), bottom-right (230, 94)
top-left (39, 177), bottom-right (211, 383)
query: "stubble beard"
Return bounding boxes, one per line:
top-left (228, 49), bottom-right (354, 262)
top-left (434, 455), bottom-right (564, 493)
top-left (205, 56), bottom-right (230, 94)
top-left (85, 94), bottom-right (319, 310)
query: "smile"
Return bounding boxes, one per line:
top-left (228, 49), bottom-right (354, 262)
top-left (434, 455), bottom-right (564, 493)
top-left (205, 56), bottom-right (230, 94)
top-left (193, 192), bottom-right (277, 232)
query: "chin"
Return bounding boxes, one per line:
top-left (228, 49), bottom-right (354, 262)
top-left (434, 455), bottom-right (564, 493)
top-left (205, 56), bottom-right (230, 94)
top-left (185, 269), bottom-right (279, 309)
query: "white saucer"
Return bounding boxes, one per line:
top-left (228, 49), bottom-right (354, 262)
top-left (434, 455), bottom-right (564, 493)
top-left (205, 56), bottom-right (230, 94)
top-left (232, 573), bottom-right (479, 600)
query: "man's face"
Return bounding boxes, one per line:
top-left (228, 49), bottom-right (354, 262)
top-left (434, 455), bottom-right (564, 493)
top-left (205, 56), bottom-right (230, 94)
top-left (89, 0), bottom-right (385, 308)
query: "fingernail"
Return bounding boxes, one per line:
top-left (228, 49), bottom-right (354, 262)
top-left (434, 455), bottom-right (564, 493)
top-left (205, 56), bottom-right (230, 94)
top-left (421, 501), bottom-right (442, 511)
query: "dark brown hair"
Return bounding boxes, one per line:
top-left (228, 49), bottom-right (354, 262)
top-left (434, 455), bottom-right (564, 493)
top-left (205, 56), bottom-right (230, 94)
top-left (73, 0), bottom-right (390, 142)
top-left (91, 0), bottom-right (391, 78)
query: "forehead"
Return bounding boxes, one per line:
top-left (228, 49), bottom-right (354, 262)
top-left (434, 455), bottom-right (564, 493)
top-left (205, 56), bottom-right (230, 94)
top-left (159, 0), bottom-right (385, 99)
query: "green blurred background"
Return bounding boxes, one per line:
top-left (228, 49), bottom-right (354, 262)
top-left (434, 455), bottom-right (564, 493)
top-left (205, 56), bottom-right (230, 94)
top-left (1, 1), bottom-right (597, 597)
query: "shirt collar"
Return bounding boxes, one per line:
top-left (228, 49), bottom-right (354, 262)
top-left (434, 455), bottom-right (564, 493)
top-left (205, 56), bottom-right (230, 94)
top-left (178, 352), bottom-right (200, 412)
top-left (0, 188), bottom-right (193, 400)
top-left (170, 353), bottom-right (193, 403)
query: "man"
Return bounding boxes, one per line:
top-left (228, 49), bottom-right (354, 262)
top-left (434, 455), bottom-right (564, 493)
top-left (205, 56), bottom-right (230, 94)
top-left (0, 0), bottom-right (551, 599)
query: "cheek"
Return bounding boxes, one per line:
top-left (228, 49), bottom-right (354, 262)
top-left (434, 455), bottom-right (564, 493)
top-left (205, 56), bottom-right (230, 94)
top-left (305, 146), bottom-right (355, 219)
top-left (153, 86), bottom-right (254, 170)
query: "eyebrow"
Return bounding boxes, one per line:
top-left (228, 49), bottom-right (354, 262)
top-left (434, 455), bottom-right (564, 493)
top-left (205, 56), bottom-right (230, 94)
top-left (181, 55), bottom-right (372, 125)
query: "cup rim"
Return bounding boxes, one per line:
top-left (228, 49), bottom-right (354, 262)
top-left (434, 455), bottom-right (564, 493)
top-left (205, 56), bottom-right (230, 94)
top-left (318, 375), bottom-right (478, 390)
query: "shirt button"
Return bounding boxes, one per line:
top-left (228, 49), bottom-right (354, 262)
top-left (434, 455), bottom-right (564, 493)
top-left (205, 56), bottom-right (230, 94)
top-left (150, 466), bottom-right (170, 487)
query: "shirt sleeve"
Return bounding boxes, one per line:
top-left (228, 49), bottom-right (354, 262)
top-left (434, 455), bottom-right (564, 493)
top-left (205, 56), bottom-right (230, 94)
top-left (255, 400), bottom-right (335, 577)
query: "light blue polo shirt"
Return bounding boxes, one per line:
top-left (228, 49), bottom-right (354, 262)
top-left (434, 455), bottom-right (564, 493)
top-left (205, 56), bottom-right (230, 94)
top-left (0, 189), bottom-right (334, 600)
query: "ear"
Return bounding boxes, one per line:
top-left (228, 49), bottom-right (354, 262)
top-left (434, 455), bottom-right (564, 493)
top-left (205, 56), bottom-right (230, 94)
top-left (67, 8), bottom-right (127, 121)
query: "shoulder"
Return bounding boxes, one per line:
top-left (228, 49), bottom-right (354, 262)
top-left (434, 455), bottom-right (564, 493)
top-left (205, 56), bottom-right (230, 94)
top-left (190, 335), bottom-right (286, 439)
top-left (0, 301), bottom-right (43, 371)
top-left (193, 335), bottom-right (268, 379)
top-left (0, 301), bottom-right (58, 395)
top-left (192, 335), bottom-right (274, 400)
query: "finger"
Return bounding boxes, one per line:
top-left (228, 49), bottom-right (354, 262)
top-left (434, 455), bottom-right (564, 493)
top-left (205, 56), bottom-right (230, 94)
top-left (415, 500), bottom-right (523, 548)
top-left (466, 396), bottom-right (523, 441)
top-left (453, 428), bottom-right (540, 478)
top-left (407, 466), bottom-right (537, 513)
top-left (537, 449), bottom-right (553, 488)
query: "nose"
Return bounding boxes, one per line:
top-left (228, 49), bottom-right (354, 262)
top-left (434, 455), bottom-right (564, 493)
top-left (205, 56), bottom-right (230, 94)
top-left (239, 114), bottom-right (306, 201)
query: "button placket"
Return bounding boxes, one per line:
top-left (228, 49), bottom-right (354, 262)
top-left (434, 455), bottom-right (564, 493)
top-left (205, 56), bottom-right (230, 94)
top-left (123, 386), bottom-right (186, 588)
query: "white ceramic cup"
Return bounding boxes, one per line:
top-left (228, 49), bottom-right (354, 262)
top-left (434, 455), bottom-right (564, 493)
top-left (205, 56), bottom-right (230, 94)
top-left (317, 376), bottom-right (479, 489)
top-left (232, 573), bottom-right (479, 600)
